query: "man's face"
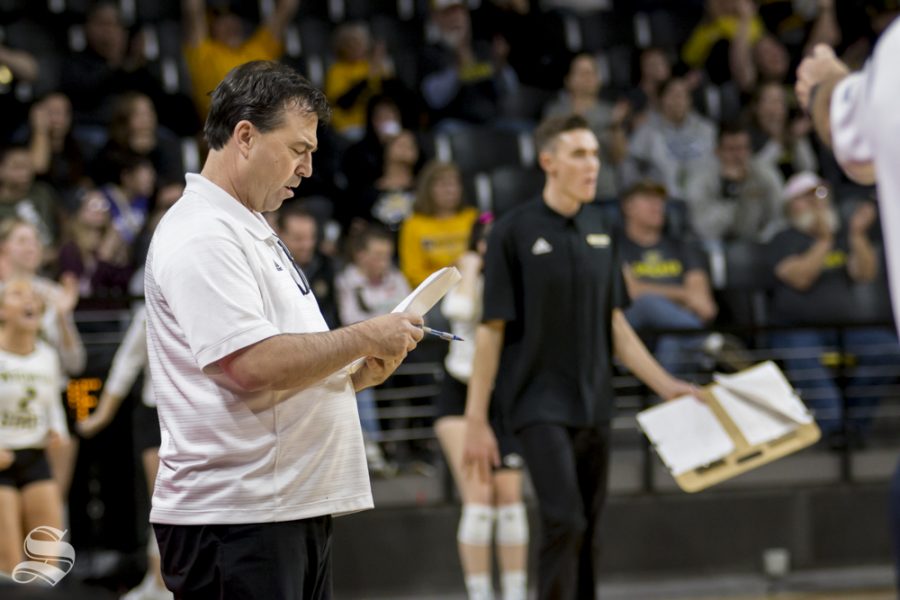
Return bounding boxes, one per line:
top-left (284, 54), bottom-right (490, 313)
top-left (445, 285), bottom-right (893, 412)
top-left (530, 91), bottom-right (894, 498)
top-left (660, 79), bottom-right (690, 124)
top-left (0, 150), bottom-right (35, 194)
top-left (541, 129), bottom-right (600, 204)
top-left (623, 192), bottom-right (666, 231)
top-left (434, 5), bottom-right (470, 47)
top-left (717, 132), bottom-right (752, 175)
top-left (85, 4), bottom-right (126, 62)
top-left (243, 108), bottom-right (317, 213)
top-left (280, 215), bottom-right (318, 266)
top-left (566, 55), bottom-right (600, 97)
top-left (3, 224), bottom-right (42, 274)
top-left (357, 238), bottom-right (394, 280)
top-left (787, 186), bottom-right (837, 233)
top-left (211, 13), bottom-right (245, 48)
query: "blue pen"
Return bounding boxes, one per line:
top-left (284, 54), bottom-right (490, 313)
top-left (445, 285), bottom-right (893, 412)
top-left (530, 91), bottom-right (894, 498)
top-left (420, 325), bottom-right (464, 342)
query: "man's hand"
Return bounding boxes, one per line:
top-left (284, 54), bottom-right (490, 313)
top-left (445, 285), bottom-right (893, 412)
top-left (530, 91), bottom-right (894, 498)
top-left (849, 201), bottom-right (877, 236)
top-left (352, 356), bottom-right (403, 391)
top-left (359, 312), bottom-right (424, 361)
top-left (661, 378), bottom-right (699, 401)
top-left (463, 418), bottom-right (500, 483)
top-left (796, 44), bottom-right (849, 112)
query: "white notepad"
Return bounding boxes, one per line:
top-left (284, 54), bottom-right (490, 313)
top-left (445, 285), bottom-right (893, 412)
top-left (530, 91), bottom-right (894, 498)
top-left (347, 267), bottom-right (462, 373)
top-left (636, 396), bottom-right (735, 476)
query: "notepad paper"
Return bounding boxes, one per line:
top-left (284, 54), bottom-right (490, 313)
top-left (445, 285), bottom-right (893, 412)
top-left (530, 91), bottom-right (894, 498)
top-left (347, 267), bottom-right (462, 373)
top-left (712, 361), bottom-right (812, 446)
top-left (636, 396), bottom-right (735, 476)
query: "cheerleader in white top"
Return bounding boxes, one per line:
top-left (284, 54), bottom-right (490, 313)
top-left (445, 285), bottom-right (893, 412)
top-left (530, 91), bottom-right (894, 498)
top-left (0, 278), bottom-right (67, 575)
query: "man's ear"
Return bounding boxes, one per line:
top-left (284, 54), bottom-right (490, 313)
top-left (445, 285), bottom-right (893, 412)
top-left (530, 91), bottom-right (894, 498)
top-left (233, 120), bottom-right (255, 158)
top-left (538, 149), bottom-right (554, 175)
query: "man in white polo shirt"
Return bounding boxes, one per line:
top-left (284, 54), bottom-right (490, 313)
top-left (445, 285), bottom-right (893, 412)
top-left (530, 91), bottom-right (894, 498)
top-left (144, 60), bottom-right (424, 599)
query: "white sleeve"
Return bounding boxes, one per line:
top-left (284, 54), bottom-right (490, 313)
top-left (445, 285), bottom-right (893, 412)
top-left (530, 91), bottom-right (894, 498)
top-left (153, 221), bottom-right (280, 371)
top-left (104, 305), bottom-right (148, 399)
top-left (830, 71), bottom-right (874, 170)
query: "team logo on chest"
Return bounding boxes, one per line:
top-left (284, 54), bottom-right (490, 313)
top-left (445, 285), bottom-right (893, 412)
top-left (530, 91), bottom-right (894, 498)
top-left (531, 237), bottom-right (553, 255)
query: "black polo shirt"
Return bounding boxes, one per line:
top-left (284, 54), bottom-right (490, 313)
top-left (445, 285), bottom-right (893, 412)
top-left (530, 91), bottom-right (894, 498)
top-left (482, 198), bottom-right (628, 431)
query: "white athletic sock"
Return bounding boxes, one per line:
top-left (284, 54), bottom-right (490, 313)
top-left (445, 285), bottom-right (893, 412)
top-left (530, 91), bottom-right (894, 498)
top-left (464, 573), bottom-right (494, 600)
top-left (501, 571), bottom-right (527, 600)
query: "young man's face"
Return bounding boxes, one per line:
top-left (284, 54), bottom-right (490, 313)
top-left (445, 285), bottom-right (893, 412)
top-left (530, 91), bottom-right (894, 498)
top-left (541, 129), bottom-right (600, 203)
top-left (623, 192), bottom-right (666, 231)
top-left (280, 215), bottom-right (318, 266)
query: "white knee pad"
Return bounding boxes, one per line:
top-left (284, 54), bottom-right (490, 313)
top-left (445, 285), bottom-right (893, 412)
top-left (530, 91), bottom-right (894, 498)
top-left (495, 503), bottom-right (528, 546)
top-left (457, 503), bottom-right (495, 546)
top-left (147, 529), bottom-right (160, 558)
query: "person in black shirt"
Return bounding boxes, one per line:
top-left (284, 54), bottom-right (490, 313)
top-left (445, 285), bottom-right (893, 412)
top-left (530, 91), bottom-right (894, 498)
top-left (768, 172), bottom-right (899, 442)
top-left (464, 115), bottom-right (693, 600)
top-left (618, 180), bottom-right (718, 375)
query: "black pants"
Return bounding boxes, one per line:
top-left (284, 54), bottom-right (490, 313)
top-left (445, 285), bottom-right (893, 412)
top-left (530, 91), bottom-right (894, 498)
top-left (153, 516), bottom-right (333, 600)
top-left (518, 424), bottom-right (611, 600)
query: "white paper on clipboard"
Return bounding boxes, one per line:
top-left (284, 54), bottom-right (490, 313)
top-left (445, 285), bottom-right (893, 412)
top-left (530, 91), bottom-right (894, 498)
top-left (347, 267), bottom-right (462, 373)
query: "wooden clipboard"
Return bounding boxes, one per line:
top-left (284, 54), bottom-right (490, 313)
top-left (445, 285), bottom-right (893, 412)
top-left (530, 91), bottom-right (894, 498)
top-left (671, 384), bottom-right (821, 493)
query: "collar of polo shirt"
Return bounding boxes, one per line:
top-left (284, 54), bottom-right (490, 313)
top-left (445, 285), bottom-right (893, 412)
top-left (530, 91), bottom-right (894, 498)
top-left (186, 173), bottom-right (274, 241)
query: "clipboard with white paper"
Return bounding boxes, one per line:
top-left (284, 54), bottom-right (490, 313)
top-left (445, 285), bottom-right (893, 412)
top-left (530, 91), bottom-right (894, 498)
top-left (347, 267), bottom-right (462, 373)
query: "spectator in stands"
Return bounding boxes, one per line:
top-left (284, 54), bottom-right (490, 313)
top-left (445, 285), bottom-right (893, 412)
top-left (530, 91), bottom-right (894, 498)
top-left (436, 213), bottom-right (528, 600)
top-left (749, 81), bottom-right (818, 180)
top-left (132, 179), bottom-right (185, 276)
top-left (344, 130), bottom-right (420, 236)
top-left (277, 204), bottom-right (340, 329)
top-left (335, 226), bottom-right (411, 476)
top-left (325, 23), bottom-right (397, 142)
top-left (60, 1), bottom-right (164, 127)
top-left (685, 122), bottom-right (784, 242)
top-left (768, 172), bottom-right (900, 444)
top-left (420, 0), bottom-right (518, 130)
top-left (544, 53), bottom-right (629, 199)
top-left (0, 144), bottom-right (60, 253)
top-left (0, 278), bottom-right (69, 577)
top-left (627, 47), bottom-right (673, 119)
top-left (23, 93), bottom-right (89, 211)
top-left (622, 77), bottom-right (717, 199)
top-left (56, 189), bottom-right (133, 308)
top-left (399, 160), bottom-right (478, 288)
top-left (682, 0), bottom-right (766, 86)
top-left (752, 34), bottom-right (791, 84)
top-left (90, 92), bottom-right (183, 186)
top-left (618, 181), bottom-right (719, 375)
top-left (182, 0), bottom-right (300, 120)
top-left (97, 155), bottom-right (156, 252)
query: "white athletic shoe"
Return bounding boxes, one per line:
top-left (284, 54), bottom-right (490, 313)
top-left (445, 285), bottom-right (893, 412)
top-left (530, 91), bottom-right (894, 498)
top-left (121, 573), bottom-right (173, 600)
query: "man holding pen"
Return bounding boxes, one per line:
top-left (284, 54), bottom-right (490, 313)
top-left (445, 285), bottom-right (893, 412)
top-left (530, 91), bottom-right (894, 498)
top-left (464, 114), bottom-right (693, 600)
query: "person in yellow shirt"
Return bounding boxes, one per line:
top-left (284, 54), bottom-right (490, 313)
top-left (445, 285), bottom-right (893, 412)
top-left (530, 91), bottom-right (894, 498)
top-left (325, 23), bottom-right (395, 141)
top-left (399, 160), bottom-right (477, 288)
top-left (182, 0), bottom-right (299, 121)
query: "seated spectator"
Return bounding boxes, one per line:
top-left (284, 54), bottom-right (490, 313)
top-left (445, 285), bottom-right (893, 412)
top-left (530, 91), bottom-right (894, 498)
top-left (420, 0), bottom-right (518, 130)
top-left (97, 155), bottom-right (156, 250)
top-left (685, 122), bottom-right (784, 242)
top-left (90, 92), bottom-right (183, 186)
top-left (343, 130), bottom-right (420, 236)
top-left (544, 54), bottom-right (629, 198)
top-left (618, 181), bottom-right (720, 375)
top-left (59, 1), bottom-right (165, 127)
top-left (627, 47), bottom-right (673, 119)
top-left (325, 23), bottom-right (397, 141)
top-left (276, 204), bottom-right (340, 329)
top-left (0, 144), bottom-right (60, 254)
top-left (56, 189), bottom-right (133, 308)
top-left (182, 0), bottom-right (299, 120)
top-left (335, 225), bottom-right (410, 474)
top-left (399, 160), bottom-right (478, 288)
top-left (749, 81), bottom-right (817, 180)
top-left (23, 93), bottom-right (89, 211)
top-left (132, 178), bottom-right (185, 273)
top-left (622, 77), bottom-right (717, 199)
top-left (768, 172), bottom-right (899, 444)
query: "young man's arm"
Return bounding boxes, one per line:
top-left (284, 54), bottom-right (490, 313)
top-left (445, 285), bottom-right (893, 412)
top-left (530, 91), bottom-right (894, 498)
top-left (265, 0), bottom-right (301, 40)
top-left (182, 0), bottom-right (208, 48)
top-left (462, 320), bottom-right (505, 483)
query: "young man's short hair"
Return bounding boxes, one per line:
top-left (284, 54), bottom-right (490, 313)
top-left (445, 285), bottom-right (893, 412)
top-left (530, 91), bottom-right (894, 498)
top-left (620, 180), bottom-right (668, 204)
top-left (533, 114), bottom-right (592, 154)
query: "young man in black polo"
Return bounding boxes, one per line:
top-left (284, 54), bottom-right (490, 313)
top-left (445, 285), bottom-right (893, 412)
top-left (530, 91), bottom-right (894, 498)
top-left (464, 114), bottom-right (693, 600)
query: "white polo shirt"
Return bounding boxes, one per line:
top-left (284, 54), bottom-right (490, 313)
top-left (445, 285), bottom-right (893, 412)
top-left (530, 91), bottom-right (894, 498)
top-left (145, 173), bottom-right (372, 525)
top-left (830, 19), bottom-right (900, 336)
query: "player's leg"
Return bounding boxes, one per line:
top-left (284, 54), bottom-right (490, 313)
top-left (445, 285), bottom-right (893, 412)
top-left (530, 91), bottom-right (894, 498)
top-left (436, 415), bottom-right (496, 600)
top-left (494, 468), bottom-right (528, 600)
top-left (573, 426), bottom-right (611, 600)
top-left (0, 483), bottom-right (23, 574)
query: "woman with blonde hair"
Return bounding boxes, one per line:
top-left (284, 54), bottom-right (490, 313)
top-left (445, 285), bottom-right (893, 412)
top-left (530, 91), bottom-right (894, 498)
top-left (399, 160), bottom-right (478, 288)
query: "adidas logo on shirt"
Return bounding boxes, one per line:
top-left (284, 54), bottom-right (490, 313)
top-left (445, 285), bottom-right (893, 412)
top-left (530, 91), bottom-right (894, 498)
top-left (532, 237), bottom-right (553, 255)
top-left (274, 260), bottom-right (284, 272)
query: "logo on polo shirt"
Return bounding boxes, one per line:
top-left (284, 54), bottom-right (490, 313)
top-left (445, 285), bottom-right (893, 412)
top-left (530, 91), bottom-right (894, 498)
top-left (531, 237), bottom-right (553, 255)
top-left (274, 260), bottom-right (283, 272)
top-left (586, 233), bottom-right (610, 247)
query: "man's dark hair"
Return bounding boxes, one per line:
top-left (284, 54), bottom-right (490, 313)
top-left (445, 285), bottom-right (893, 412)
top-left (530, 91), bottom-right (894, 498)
top-left (204, 61), bottom-right (332, 150)
top-left (717, 120), bottom-right (750, 145)
top-left (351, 224), bottom-right (393, 255)
top-left (276, 203), bottom-right (317, 232)
top-left (0, 143), bottom-right (30, 164)
top-left (620, 180), bottom-right (668, 204)
top-left (533, 114), bottom-right (591, 154)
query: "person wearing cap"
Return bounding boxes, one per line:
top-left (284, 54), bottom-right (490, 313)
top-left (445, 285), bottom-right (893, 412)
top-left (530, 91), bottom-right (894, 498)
top-left (420, 0), bottom-right (518, 130)
top-left (617, 180), bottom-right (724, 376)
top-left (182, 0), bottom-right (300, 120)
top-left (767, 172), bottom-right (899, 446)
